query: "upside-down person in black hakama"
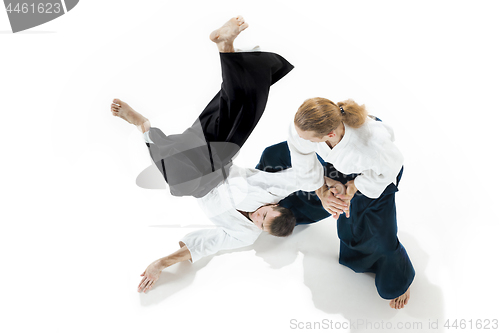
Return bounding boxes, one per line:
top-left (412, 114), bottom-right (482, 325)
top-left (111, 17), bottom-right (311, 293)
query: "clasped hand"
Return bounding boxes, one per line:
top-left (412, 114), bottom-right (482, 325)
top-left (317, 178), bottom-right (357, 218)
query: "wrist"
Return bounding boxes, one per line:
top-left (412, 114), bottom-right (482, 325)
top-left (315, 184), bottom-right (327, 198)
top-left (158, 257), bottom-right (172, 269)
top-left (346, 180), bottom-right (358, 197)
top-left (350, 181), bottom-right (358, 191)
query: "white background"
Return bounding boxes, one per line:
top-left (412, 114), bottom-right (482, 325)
top-left (1, 1), bottom-right (499, 332)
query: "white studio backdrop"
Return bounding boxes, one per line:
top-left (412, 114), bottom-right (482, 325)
top-left (1, 1), bottom-right (499, 332)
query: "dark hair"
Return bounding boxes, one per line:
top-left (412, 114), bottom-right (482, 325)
top-left (268, 206), bottom-right (296, 237)
top-left (294, 97), bottom-right (368, 137)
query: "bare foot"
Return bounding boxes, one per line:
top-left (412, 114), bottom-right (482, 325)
top-left (110, 98), bottom-right (150, 133)
top-left (390, 287), bottom-right (410, 309)
top-left (209, 16), bottom-right (249, 52)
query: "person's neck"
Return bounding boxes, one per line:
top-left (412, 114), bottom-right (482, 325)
top-left (237, 210), bottom-right (252, 221)
top-left (326, 123), bottom-right (345, 148)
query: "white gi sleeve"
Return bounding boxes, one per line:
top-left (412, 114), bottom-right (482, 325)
top-left (244, 168), bottom-right (303, 198)
top-left (286, 122), bottom-right (325, 191)
top-left (353, 140), bottom-right (404, 199)
top-left (180, 228), bottom-right (258, 263)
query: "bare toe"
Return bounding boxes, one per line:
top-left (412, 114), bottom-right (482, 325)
top-left (210, 16), bottom-right (248, 47)
top-left (239, 22), bottom-right (249, 31)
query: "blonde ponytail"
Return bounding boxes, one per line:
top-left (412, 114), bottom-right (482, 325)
top-left (337, 99), bottom-right (367, 129)
top-left (295, 97), bottom-right (367, 137)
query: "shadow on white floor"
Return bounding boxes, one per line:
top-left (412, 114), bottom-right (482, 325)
top-left (137, 219), bottom-right (443, 332)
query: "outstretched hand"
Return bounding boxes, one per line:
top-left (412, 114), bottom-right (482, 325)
top-left (138, 260), bottom-right (163, 293)
top-left (137, 246), bottom-right (191, 293)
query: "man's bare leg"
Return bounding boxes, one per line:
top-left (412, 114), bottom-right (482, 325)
top-left (209, 16), bottom-right (248, 53)
top-left (390, 287), bottom-right (410, 309)
top-left (110, 99), bottom-right (151, 134)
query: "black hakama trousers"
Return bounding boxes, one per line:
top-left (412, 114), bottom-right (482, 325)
top-left (337, 169), bottom-right (415, 299)
top-left (146, 52), bottom-right (294, 198)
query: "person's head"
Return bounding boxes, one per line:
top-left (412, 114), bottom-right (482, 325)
top-left (250, 204), bottom-right (296, 237)
top-left (294, 97), bottom-right (368, 142)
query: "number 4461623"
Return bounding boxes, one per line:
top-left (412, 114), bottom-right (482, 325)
top-left (5, 3), bottom-right (62, 14)
top-left (444, 319), bottom-right (498, 330)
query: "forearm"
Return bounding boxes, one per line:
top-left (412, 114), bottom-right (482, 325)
top-left (157, 244), bottom-right (192, 269)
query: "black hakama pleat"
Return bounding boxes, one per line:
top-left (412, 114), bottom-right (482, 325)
top-left (337, 169), bottom-right (415, 299)
top-left (146, 52), bottom-right (294, 198)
